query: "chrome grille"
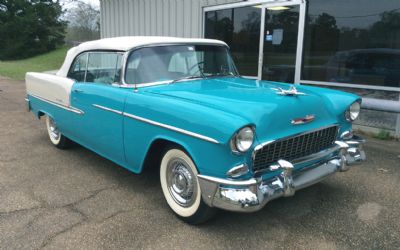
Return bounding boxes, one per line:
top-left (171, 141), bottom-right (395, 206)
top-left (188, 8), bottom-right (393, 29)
top-left (252, 125), bottom-right (338, 172)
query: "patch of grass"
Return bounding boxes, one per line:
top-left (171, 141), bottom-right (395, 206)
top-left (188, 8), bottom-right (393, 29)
top-left (373, 129), bottom-right (392, 140)
top-left (0, 47), bottom-right (69, 80)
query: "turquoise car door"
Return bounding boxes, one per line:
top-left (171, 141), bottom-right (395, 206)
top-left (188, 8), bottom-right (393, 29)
top-left (67, 51), bottom-right (127, 165)
top-left (70, 82), bottom-right (127, 165)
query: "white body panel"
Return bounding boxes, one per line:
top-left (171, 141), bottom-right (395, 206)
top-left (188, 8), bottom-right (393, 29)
top-left (26, 72), bottom-right (74, 106)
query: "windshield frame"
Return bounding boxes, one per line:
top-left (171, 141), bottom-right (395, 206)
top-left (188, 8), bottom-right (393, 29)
top-left (121, 43), bottom-right (239, 88)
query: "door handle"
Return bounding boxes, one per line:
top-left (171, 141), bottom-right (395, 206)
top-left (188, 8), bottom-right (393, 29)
top-left (73, 89), bottom-right (84, 93)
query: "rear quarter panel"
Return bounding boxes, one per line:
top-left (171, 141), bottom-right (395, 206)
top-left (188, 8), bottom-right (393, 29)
top-left (26, 72), bottom-right (74, 106)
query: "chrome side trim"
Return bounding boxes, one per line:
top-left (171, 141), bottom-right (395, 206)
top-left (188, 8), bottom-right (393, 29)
top-left (30, 94), bottom-right (84, 115)
top-left (92, 104), bottom-right (123, 115)
top-left (32, 94), bottom-right (218, 143)
top-left (123, 112), bottom-right (219, 144)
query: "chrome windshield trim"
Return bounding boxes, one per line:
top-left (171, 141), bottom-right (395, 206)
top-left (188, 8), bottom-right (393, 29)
top-left (30, 94), bottom-right (84, 115)
top-left (92, 104), bottom-right (123, 115)
top-left (123, 112), bottom-right (219, 144)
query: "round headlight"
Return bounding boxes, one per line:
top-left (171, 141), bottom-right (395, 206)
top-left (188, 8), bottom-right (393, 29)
top-left (345, 101), bottom-right (361, 121)
top-left (231, 126), bottom-right (254, 153)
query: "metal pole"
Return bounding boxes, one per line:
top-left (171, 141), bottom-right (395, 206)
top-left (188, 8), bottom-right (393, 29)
top-left (396, 94), bottom-right (400, 137)
top-left (361, 98), bottom-right (400, 113)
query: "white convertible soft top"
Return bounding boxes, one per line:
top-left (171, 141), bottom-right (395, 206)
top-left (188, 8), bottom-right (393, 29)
top-left (57, 36), bottom-right (227, 77)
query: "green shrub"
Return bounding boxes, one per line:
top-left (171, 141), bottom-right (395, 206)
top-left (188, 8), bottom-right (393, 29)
top-left (0, 0), bottom-right (67, 60)
top-left (373, 130), bottom-right (391, 140)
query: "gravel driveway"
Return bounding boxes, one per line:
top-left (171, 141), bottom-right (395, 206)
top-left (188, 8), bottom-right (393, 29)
top-left (1, 77), bottom-right (399, 249)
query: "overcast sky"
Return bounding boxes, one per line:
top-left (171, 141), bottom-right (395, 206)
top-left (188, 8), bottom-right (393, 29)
top-left (81, 0), bottom-right (99, 7)
top-left (62, 0), bottom-right (99, 9)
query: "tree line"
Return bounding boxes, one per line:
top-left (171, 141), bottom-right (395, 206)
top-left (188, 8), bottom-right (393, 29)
top-left (0, 0), bottom-right (100, 60)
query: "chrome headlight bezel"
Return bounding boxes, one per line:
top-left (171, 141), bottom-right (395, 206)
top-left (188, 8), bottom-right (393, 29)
top-left (230, 126), bottom-right (255, 153)
top-left (345, 101), bottom-right (361, 122)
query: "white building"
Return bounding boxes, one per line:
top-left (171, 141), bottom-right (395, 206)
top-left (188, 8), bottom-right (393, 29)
top-left (100, 0), bottom-right (400, 136)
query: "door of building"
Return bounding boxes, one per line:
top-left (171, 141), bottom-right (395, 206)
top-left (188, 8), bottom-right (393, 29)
top-left (258, 1), bottom-right (305, 83)
top-left (204, 0), bottom-right (306, 83)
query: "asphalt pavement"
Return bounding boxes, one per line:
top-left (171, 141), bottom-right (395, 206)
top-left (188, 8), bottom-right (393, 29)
top-left (1, 77), bottom-right (399, 249)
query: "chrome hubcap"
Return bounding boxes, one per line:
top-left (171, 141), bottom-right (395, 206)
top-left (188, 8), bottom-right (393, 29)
top-left (167, 158), bottom-right (197, 207)
top-left (48, 118), bottom-right (60, 141)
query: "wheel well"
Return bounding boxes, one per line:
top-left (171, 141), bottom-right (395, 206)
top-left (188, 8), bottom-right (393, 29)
top-left (37, 111), bottom-right (45, 119)
top-left (142, 139), bottom-right (182, 172)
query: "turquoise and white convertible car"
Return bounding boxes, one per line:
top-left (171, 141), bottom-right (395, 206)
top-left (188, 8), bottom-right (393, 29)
top-left (25, 36), bottom-right (366, 224)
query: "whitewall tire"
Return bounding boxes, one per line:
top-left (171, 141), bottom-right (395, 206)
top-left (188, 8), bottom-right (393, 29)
top-left (160, 148), bottom-right (215, 224)
top-left (45, 116), bottom-right (71, 149)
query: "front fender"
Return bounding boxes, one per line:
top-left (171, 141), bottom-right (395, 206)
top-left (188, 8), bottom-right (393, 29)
top-left (298, 85), bottom-right (360, 117)
top-left (140, 135), bottom-right (245, 178)
top-left (297, 85), bottom-right (361, 133)
top-left (122, 90), bottom-right (249, 177)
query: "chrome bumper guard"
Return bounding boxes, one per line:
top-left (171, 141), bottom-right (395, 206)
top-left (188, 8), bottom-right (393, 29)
top-left (198, 135), bottom-right (366, 212)
top-left (25, 97), bottom-right (31, 112)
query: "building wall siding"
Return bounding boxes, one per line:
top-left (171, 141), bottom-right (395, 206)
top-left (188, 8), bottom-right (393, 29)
top-left (100, 0), bottom-right (241, 38)
top-left (99, 0), bottom-right (400, 136)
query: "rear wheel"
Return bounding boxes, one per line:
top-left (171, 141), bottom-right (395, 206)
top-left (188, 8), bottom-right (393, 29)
top-left (160, 148), bottom-right (216, 224)
top-left (45, 116), bottom-right (72, 149)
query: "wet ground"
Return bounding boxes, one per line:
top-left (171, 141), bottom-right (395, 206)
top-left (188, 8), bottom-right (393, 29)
top-left (1, 77), bottom-right (399, 249)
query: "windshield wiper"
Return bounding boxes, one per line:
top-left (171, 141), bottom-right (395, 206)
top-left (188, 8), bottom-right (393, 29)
top-left (206, 72), bottom-right (238, 78)
top-left (170, 75), bottom-right (204, 84)
top-left (169, 72), bottom-right (238, 84)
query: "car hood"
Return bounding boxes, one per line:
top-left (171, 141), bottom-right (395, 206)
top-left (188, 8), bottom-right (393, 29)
top-left (144, 77), bottom-right (357, 143)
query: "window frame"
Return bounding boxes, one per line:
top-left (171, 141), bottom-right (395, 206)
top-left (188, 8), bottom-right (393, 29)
top-left (67, 50), bottom-right (125, 84)
top-left (67, 52), bottom-right (89, 82)
top-left (202, 0), bottom-right (400, 92)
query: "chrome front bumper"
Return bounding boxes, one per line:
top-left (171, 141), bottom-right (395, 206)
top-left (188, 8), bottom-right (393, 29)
top-left (198, 135), bottom-right (366, 212)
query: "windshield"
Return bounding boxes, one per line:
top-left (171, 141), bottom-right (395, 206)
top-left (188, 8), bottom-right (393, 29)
top-left (125, 45), bottom-right (238, 85)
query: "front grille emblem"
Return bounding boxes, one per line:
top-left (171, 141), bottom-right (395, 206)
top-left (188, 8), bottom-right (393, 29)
top-left (291, 115), bottom-right (315, 125)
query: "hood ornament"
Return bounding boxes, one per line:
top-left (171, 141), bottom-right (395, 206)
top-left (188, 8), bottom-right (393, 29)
top-left (291, 115), bottom-right (315, 125)
top-left (271, 85), bottom-right (306, 96)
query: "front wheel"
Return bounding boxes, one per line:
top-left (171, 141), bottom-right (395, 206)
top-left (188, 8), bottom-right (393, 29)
top-left (160, 148), bottom-right (216, 224)
top-left (45, 116), bottom-right (72, 149)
